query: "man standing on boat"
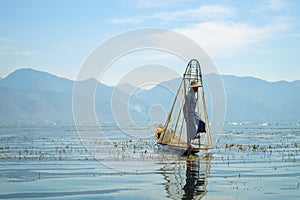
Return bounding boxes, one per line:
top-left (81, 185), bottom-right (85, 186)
top-left (184, 80), bottom-right (206, 147)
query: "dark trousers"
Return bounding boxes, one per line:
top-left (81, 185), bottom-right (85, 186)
top-left (197, 119), bottom-right (206, 133)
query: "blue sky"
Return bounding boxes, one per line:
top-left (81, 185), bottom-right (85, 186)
top-left (0, 0), bottom-right (299, 84)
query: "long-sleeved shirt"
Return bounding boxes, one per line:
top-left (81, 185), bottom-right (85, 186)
top-left (185, 89), bottom-right (197, 116)
top-left (184, 89), bottom-right (201, 142)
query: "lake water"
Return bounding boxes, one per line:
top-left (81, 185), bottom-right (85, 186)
top-left (0, 123), bottom-right (299, 199)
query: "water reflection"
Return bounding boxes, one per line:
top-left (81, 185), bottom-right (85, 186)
top-left (158, 154), bottom-right (211, 200)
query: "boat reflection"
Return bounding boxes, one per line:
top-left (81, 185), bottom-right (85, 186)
top-left (158, 153), bottom-right (211, 200)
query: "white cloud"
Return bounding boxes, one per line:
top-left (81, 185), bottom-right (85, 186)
top-left (121, 0), bottom-right (198, 9)
top-left (0, 36), bottom-right (17, 44)
top-left (107, 4), bottom-right (235, 24)
top-left (107, 17), bottom-right (144, 24)
top-left (292, 33), bottom-right (300, 37)
top-left (176, 19), bottom-right (288, 57)
top-left (0, 35), bottom-right (40, 57)
top-left (106, 1), bottom-right (290, 58)
top-left (14, 50), bottom-right (40, 56)
top-left (263, 0), bottom-right (287, 11)
top-left (0, 36), bottom-right (16, 55)
top-left (0, 48), bottom-right (40, 57)
top-left (155, 5), bottom-right (235, 22)
top-left (126, 0), bottom-right (164, 8)
top-left (0, 46), bottom-right (11, 55)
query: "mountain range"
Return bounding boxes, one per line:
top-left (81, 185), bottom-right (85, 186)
top-left (0, 68), bottom-right (299, 125)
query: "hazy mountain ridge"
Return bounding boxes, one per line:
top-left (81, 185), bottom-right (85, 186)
top-left (0, 68), bottom-right (299, 124)
top-left (222, 75), bottom-right (300, 122)
top-left (0, 68), bottom-right (73, 92)
top-left (0, 69), bottom-right (150, 124)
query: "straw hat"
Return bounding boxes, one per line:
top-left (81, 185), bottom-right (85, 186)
top-left (189, 80), bottom-right (201, 88)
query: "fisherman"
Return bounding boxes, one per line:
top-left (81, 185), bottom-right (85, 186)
top-left (184, 80), bottom-right (206, 142)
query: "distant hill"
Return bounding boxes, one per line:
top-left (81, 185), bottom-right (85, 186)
top-left (0, 68), bottom-right (73, 92)
top-left (0, 69), bottom-right (150, 124)
top-left (127, 74), bottom-right (300, 123)
top-left (221, 75), bottom-right (300, 122)
top-left (0, 68), bottom-right (299, 124)
top-left (0, 68), bottom-right (74, 123)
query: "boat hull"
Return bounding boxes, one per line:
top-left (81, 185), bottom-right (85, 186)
top-left (157, 143), bottom-right (200, 156)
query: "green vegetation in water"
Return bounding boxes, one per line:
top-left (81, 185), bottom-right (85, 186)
top-left (225, 143), bottom-right (262, 151)
top-left (188, 154), bottom-right (198, 160)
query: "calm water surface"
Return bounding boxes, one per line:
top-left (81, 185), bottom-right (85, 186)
top-left (0, 124), bottom-right (299, 199)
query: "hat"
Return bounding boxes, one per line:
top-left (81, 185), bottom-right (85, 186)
top-left (189, 80), bottom-right (201, 88)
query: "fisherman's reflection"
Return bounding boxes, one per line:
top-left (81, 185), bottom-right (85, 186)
top-left (160, 153), bottom-right (211, 200)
